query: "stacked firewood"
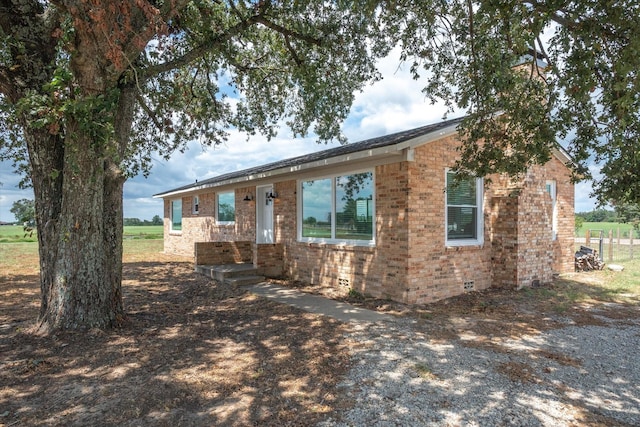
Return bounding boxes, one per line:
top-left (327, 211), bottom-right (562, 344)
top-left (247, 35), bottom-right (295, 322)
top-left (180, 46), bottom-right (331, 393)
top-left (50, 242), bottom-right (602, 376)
top-left (575, 246), bottom-right (605, 271)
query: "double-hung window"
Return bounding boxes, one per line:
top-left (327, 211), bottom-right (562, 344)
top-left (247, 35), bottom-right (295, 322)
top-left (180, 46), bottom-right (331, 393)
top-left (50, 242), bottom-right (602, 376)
top-left (217, 192), bottom-right (235, 224)
top-left (299, 171), bottom-right (374, 245)
top-left (170, 199), bottom-right (182, 232)
top-left (445, 171), bottom-right (483, 246)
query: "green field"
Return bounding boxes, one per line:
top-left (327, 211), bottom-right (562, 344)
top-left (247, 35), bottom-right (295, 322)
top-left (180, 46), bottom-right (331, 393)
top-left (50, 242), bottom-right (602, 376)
top-left (577, 222), bottom-right (639, 239)
top-left (0, 225), bottom-right (163, 243)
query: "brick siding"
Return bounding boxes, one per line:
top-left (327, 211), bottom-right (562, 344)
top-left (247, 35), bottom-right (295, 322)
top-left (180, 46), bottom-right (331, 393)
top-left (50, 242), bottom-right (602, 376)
top-left (162, 139), bottom-right (574, 304)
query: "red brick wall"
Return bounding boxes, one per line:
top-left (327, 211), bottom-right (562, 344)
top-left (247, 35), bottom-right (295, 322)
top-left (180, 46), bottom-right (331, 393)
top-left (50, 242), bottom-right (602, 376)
top-left (162, 139), bottom-right (574, 304)
top-left (195, 241), bottom-right (253, 265)
top-left (404, 136), bottom-right (493, 304)
top-left (279, 166), bottom-right (408, 300)
top-left (163, 187), bottom-right (255, 257)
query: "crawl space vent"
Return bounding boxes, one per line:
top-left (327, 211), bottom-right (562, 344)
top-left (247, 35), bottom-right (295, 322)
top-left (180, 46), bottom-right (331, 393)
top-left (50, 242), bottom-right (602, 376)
top-left (338, 278), bottom-right (350, 288)
top-left (463, 281), bottom-right (475, 291)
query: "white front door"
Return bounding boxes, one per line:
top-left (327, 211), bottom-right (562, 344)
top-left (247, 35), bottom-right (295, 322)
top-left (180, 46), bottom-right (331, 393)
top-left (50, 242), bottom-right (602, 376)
top-left (256, 185), bottom-right (274, 244)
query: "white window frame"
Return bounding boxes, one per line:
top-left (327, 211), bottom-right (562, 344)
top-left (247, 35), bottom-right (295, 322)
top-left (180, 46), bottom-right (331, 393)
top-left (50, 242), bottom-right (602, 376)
top-left (297, 169), bottom-right (376, 246)
top-left (192, 195), bottom-right (199, 214)
top-left (216, 191), bottom-right (236, 225)
top-left (170, 198), bottom-right (182, 233)
top-left (445, 170), bottom-right (484, 247)
top-left (546, 180), bottom-right (558, 240)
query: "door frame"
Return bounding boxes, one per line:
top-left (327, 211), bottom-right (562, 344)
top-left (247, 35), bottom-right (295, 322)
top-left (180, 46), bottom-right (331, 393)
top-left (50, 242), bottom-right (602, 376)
top-left (256, 184), bottom-right (274, 244)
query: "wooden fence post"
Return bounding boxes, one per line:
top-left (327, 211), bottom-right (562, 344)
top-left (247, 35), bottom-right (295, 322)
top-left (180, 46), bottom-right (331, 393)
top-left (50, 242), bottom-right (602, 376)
top-left (608, 229), bottom-right (613, 262)
top-left (631, 234), bottom-right (634, 260)
top-left (585, 229), bottom-right (591, 247)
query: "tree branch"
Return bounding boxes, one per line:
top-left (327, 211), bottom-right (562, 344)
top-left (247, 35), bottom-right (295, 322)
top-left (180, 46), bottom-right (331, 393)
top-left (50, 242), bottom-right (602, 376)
top-left (139, 13), bottom-right (262, 79)
top-left (254, 15), bottom-right (322, 46)
top-left (135, 91), bottom-right (164, 132)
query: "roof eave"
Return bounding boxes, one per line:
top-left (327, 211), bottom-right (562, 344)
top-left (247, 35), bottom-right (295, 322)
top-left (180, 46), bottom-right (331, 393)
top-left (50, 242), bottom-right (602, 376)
top-left (153, 123), bottom-right (461, 199)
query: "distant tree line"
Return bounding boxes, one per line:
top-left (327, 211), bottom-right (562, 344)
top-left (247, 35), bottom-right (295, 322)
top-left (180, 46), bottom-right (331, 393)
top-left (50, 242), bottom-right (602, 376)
top-left (576, 209), bottom-right (619, 223)
top-left (576, 206), bottom-right (640, 237)
top-left (124, 216), bottom-right (162, 226)
top-left (577, 205), bottom-right (640, 224)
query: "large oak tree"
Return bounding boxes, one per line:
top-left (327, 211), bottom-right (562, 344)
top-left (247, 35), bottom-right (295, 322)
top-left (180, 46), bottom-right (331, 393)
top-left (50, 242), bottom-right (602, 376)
top-left (1, 0), bottom-right (638, 332)
top-left (0, 0), bottom-right (387, 332)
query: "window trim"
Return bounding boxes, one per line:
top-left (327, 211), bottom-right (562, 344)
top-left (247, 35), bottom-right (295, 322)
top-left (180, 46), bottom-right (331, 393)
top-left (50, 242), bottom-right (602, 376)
top-left (192, 195), bottom-right (199, 215)
top-left (216, 191), bottom-right (236, 225)
top-left (170, 198), bottom-right (182, 234)
top-left (546, 180), bottom-right (558, 240)
top-left (445, 170), bottom-right (484, 247)
top-left (297, 169), bottom-right (376, 246)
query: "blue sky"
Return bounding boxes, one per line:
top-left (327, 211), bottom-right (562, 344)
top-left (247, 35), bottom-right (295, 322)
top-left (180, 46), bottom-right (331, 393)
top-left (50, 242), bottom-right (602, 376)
top-left (0, 51), bottom-right (599, 223)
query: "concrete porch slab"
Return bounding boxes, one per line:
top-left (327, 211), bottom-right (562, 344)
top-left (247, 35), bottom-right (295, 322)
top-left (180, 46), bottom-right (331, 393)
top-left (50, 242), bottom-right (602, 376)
top-left (244, 282), bottom-right (395, 324)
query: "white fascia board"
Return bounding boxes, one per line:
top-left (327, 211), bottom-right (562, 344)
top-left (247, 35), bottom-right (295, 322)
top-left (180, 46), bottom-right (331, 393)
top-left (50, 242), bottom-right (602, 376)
top-left (154, 124), bottom-right (461, 199)
top-left (152, 184), bottom-right (211, 199)
top-left (552, 145), bottom-right (575, 167)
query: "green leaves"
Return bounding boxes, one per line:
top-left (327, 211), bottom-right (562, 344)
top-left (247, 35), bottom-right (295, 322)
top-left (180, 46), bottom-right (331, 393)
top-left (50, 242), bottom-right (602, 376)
top-left (2, 0), bottom-right (639, 206)
top-left (378, 0), bottom-right (639, 205)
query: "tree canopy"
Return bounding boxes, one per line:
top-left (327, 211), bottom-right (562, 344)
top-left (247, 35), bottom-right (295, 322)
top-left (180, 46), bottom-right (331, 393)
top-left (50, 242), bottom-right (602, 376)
top-left (375, 0), bottom-right (639, 206)
top-left (0, 0), bottom-right (638, 331)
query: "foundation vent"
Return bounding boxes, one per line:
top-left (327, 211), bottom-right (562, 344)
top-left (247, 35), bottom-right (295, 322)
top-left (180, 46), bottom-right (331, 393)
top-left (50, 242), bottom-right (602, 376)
top-left (463, 280), bottom-right (475, 291)
top-left (338, 278), bottom-right (350, 288)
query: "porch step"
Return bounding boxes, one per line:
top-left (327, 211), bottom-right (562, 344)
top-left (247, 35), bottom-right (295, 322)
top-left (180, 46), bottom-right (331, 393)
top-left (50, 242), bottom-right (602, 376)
top-left (195, 263), bottom-right (264, 283)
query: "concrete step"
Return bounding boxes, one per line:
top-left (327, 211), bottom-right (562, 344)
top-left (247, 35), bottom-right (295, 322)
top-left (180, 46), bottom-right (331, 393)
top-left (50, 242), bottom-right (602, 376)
top-left (224, 275), bottom-right (266, 286)
top-left (195, 263), bottom-right (263, 282)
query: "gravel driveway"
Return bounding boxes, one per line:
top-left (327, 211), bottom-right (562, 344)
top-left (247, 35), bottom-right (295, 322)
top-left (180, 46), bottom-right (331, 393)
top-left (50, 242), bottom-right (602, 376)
top-left (320, 315), bottom-right (640, 426)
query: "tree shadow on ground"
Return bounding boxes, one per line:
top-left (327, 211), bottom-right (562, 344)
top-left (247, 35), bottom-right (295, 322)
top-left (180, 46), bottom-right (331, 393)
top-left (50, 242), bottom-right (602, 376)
top-left (304, 274), bottom-right (640, 426)
top-left (0, 261), bottom-right (351, 426)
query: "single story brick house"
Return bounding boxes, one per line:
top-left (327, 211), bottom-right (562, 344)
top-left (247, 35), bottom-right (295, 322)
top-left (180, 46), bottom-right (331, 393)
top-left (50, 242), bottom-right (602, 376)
top-left (154, 117), bottom-right (575, 304)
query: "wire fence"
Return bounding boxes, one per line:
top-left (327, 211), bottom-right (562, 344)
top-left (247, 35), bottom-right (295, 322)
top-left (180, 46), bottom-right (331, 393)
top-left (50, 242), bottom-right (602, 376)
top-left (575, 229), bottom-right (637, 263)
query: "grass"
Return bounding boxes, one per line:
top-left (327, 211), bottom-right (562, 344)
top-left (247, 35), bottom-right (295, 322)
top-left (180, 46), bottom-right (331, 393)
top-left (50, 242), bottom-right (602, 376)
top-left (414, 363), bottom-right (437, 380)
top-left (519, 257), bottom-right (640, 312)
top-left (0, 225), bottom-right (163, 243)
top-left (0, 239), bottom-right (165, 274)
top-left (123, 225), bottom-right (164, 240)
top-left (0, 225), bottom-right (38, 243)
top-left (577, 222), bottom-right (639, 239)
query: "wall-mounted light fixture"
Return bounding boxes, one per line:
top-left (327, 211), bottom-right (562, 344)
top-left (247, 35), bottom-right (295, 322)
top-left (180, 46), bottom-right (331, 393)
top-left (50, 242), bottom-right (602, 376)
top-left (266, 191), bottom-right (278, 200)
top-left (243, 193), bottom-right (254, 201)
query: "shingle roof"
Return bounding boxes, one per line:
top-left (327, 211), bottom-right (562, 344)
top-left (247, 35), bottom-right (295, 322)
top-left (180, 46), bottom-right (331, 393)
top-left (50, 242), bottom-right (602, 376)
top-left (154, 116), bottom-right (464, 197)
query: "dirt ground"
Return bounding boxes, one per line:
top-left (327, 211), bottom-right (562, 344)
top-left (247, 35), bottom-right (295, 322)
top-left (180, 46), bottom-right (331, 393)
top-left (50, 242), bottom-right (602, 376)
top-left (1, 255), bottom-right (639, 426)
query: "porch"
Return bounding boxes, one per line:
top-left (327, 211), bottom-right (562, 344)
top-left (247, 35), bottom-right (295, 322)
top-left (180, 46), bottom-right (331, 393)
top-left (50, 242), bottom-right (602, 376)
top-left (194, 241), bottom-right (284, 285)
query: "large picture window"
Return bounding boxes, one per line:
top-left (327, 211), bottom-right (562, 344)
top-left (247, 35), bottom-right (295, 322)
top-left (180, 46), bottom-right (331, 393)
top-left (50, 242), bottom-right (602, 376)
top-left (170, 199), bottom-right (182, 232)
top-left (300, 171), bottom-right (374, 244)
top-left (217, 192), bottom-right (235, 223)
top-left (446, 171), bottom-right (483, 245)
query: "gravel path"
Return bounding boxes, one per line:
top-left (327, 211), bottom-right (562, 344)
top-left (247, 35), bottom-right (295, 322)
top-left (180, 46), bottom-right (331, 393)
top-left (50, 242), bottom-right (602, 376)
top-left (320, 316), bottom-right (640, 426)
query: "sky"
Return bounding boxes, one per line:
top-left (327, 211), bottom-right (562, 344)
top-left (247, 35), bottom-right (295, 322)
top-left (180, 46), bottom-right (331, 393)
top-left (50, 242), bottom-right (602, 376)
top-left (0, 51), bottom-right (599, 223)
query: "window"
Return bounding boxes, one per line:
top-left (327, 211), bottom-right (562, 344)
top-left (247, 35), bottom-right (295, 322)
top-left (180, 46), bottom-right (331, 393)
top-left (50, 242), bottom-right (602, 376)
top-left (170, 199), bottom-right (182, 232)
top-left (546, 180), bottom-right (557, 240)
top-left (446, 171), bottom-right (483, 246)
top-left (217, 192), bottom-right (235, 223)
top-left (192, 195), bottom-right (199, 214)
top-left (299, 171), bottom-right (374, 244)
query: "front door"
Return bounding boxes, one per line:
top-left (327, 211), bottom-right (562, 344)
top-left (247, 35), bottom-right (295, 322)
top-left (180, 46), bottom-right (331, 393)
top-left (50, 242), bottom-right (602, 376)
top-left (256, 184), bottom-right (274, 244)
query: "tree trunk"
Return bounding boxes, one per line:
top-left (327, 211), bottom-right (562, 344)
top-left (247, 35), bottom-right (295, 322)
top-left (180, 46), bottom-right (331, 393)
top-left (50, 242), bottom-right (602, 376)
top-left (19, 122), bottom-right (130, 334)
top-left (27, 119), bottom-right (125, 333)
